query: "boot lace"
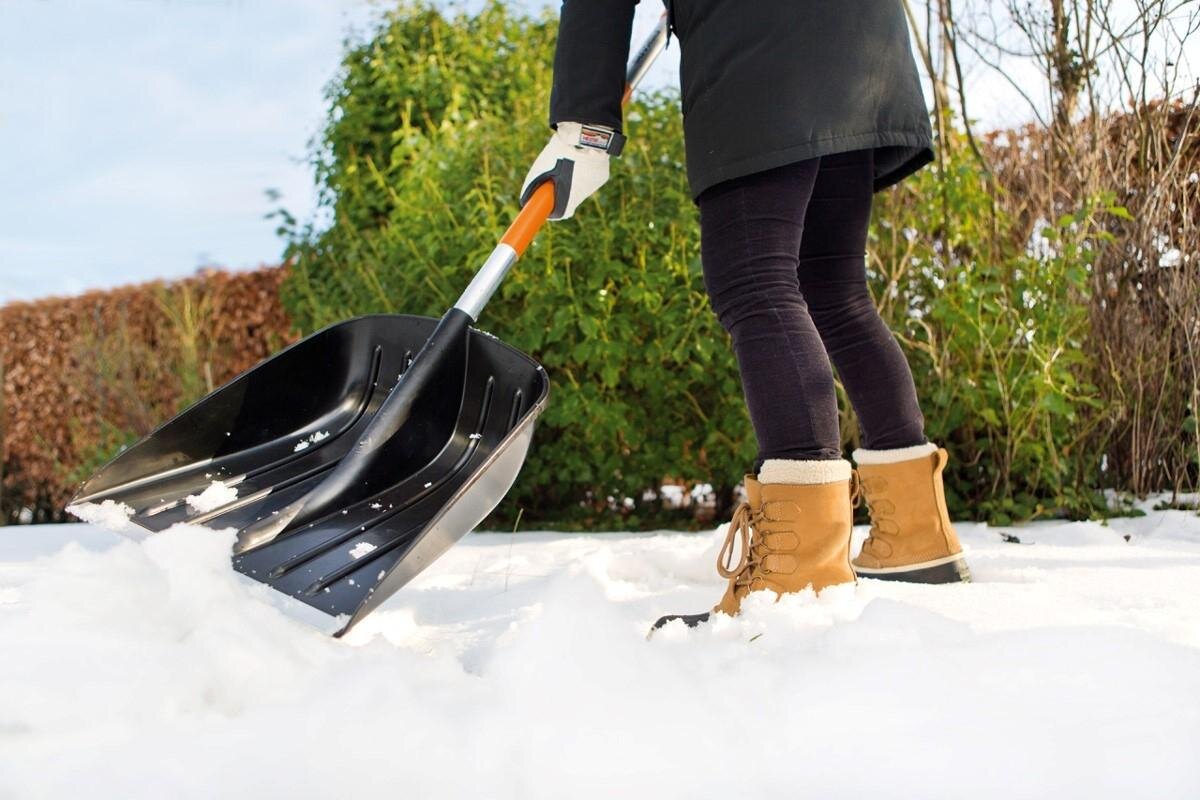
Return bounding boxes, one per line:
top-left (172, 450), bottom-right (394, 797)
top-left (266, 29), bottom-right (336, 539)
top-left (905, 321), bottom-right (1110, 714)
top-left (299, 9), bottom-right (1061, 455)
top-left (852, 471), bottom-right (895, 557)
top-left (716, 501), bottom-right (767, 590)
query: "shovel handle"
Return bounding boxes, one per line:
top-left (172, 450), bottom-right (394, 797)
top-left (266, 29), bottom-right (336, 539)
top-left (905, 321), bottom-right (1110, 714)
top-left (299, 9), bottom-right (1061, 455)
top-left (501, 181), bottom-right (555, 257)
top-left (455, 13), bottom-right (669, 320)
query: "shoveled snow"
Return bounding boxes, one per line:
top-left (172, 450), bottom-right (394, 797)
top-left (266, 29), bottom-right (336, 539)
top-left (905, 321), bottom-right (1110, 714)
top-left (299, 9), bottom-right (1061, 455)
top-left (62, 499), bottom-right (137, 533)
top-left (183, 480), bottom-right (238, 513)
top-left (348, 541), bottom-right (377, 559)
top-left (1, 500), bottom-right (1199, 798)
top-left (293, 430), bottom-right (331, 453)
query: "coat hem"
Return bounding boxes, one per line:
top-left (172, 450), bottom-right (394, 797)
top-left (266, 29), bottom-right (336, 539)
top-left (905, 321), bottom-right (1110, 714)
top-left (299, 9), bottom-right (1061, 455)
top-left (688, 129), bottom-right (934, 200)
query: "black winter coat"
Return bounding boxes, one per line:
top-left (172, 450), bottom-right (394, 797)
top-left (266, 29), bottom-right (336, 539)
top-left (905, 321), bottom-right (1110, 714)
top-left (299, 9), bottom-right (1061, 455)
top-left (549, 0), bottom-right (934, 199)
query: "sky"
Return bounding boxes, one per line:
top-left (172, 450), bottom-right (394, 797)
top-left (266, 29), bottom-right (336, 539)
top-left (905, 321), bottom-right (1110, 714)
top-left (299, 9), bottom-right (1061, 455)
top-left (0, 0), bottom-right (684, 304)
top-left (0, 0), bottom-right (381, 303)
top-left (0, 1), bottom-right (1193, 305)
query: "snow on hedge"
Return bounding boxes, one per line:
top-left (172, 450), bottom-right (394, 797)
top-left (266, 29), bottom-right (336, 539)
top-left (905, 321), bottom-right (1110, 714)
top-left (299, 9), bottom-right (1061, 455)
top-left (1, 504), bottom-right (1198, 798)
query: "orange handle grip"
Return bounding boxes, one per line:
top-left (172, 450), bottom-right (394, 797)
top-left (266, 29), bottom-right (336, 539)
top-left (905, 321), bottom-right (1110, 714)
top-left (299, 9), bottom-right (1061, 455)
top-left (501, 181), bottom-right (555, 257)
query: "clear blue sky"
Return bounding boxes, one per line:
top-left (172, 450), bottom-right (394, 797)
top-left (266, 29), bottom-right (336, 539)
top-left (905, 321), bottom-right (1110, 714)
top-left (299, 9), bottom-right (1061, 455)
top-left (8, 1), bottom-right (1183, 306)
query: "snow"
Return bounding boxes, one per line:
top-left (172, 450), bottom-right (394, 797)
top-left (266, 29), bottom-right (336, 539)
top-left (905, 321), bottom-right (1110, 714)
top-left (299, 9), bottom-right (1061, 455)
top-left (1159, 248), bottom-right (1182, 268)
top-left (293, 429), bottom-right (330, 452)
top-left (62, 499), bottom-right (137, 534)
top-left (348, 541), bottom-right (377, 559)
top-left (1027, 216), bottom-right (1057, 262)
top-left (1, 502), bottom-right (1199, 798)
top-left (183, 481), bottom-right (239, 513)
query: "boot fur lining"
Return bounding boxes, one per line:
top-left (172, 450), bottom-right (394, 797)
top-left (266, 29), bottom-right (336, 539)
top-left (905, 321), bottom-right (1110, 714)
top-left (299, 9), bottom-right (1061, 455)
top-left (852, 442), bottom-right (938, 465)
top-left (758, 459), bottom-right (852, 485)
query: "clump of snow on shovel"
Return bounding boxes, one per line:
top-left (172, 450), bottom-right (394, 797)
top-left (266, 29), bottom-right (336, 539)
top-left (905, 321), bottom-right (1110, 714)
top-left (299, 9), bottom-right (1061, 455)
top-left (293, 430), bottom-right (331, 452)
top-left (185, 481), bottom-right (239, 513)
top-left (348, 541), bottom-right (377, 559)
top-left (65, 499), bottom-right (138, 533)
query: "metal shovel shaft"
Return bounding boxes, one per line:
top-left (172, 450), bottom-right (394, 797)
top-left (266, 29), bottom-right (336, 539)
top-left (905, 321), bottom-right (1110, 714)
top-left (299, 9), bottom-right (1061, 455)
top-left (453, 13), bottom-right (670, 321)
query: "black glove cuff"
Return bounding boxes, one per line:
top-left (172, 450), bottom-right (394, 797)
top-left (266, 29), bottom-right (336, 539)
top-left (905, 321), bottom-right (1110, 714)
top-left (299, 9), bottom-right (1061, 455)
top-left (577, 124), bottom-right (626, 157)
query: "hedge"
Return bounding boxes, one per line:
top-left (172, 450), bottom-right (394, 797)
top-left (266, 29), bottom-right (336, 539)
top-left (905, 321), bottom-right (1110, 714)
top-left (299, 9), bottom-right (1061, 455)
top-left (0, 267), bottom-right (294, 523)
top-left (275, 1), bottom-right (1200, 527)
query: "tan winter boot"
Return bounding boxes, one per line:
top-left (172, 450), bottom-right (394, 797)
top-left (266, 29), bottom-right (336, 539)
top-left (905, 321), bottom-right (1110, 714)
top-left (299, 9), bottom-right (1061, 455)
top-left (851, 443), bottom-right (971, 583)
top-left (650, 459), bottom-right (856, 633)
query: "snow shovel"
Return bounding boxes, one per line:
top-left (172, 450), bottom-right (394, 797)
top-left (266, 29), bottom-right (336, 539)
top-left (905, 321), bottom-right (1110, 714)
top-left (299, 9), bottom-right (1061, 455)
top-left (71, 16), bottom-right (670, 637)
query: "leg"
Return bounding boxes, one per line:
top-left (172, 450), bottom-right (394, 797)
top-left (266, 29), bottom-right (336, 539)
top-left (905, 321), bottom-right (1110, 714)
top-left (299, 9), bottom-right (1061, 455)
top-left (698, 159), bottom-right (842, 468)
top-left (652, 168), bottom-right (857, 634)
top-left (796, 148), bottom-right (926, 450)
top-left (795, 151), bottom-right (969, 584)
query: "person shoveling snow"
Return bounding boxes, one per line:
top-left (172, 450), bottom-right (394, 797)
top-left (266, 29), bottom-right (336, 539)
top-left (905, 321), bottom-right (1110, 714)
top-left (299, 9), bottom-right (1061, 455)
top-left (525, 1), bottom-right (957, 633)
top-left (51, 4), bottom-right (1157, 650)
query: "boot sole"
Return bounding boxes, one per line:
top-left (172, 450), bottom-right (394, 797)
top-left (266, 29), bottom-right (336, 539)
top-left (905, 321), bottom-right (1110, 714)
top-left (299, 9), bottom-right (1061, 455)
top-left (854, 554), bottom-right (972, 584)
top-left (646, 612), bottom-right (711, 638)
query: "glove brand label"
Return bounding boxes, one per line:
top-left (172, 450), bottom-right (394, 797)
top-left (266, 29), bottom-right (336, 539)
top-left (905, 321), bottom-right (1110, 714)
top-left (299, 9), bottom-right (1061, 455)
top-left (578, 125), bottom-right (616, 151)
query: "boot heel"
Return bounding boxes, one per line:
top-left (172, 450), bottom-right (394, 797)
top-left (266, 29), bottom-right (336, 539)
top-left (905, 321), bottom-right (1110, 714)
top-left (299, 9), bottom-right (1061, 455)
top-left (854, 555), bottom-right (971, 584)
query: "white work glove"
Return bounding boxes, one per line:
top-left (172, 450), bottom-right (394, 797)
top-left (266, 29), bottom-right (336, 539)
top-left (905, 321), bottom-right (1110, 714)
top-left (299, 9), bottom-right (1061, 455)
top-left (520, 121), bottom-right (626, 220)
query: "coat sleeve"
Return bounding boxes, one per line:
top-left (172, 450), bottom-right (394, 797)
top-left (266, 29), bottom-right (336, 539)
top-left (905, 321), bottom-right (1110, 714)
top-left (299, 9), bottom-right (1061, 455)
top-left (548, 0), bottom-right (639, 134)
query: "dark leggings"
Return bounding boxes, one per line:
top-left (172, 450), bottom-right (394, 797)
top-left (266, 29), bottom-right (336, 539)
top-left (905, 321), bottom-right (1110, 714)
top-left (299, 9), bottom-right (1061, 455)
top-left (698, 148), bottom-right (926, 468)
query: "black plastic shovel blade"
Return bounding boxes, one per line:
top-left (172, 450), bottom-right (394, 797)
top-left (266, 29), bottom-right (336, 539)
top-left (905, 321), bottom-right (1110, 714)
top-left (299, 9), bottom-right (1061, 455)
top-left (71, 314), bottom-right (549, 635)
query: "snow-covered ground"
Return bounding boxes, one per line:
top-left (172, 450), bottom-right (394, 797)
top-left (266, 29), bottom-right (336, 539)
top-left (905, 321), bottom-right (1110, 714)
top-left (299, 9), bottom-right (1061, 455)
top-left (1, 502), bottom-right (1199, 799)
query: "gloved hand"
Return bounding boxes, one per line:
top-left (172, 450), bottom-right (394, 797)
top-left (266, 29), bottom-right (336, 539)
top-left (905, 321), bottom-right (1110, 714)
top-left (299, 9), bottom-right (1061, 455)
top-left (520, 121), bottom-right (626, 220)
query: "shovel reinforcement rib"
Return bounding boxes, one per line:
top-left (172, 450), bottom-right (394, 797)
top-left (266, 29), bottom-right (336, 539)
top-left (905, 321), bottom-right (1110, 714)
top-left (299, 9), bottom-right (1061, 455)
top-left (232, 308), bottom-right (475, 554)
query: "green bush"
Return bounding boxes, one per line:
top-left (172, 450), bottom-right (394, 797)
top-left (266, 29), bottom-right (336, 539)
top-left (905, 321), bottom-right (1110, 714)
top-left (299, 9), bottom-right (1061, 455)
top-left (280, 2), bottom-right (754, 528)
top-left (280, 1), bottom-right (1121, 526)
top-left (871, 145), bottom-right (1122, 522)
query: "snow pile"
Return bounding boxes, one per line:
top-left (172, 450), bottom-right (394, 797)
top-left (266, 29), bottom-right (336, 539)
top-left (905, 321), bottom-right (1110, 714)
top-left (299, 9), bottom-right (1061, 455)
top-left (1, 504), bottom-right (1199, 798)
top-left (184, 480), bottom-right (239, 513)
